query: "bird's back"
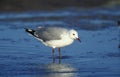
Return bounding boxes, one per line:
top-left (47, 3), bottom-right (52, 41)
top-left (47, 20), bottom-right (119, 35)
top-left (35, 27), bottom-right (68, 42)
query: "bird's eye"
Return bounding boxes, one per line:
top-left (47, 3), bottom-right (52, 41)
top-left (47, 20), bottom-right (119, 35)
top-left (73, 33), bottom-right (75, 35)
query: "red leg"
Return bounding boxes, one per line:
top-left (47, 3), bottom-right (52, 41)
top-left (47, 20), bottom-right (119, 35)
top-left (52, 48), bottom-right (55, 63)
top-left (58, 48), bottom-right (62, 59)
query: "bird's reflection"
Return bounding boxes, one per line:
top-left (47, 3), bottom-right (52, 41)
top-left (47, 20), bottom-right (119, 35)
top-left (36, 63), bottom-right (77, 77)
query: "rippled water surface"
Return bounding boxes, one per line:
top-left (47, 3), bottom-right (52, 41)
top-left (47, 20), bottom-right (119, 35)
top-left (0, 7), bottom-right (120, 77)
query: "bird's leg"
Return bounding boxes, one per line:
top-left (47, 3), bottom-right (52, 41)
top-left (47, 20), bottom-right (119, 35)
top-left (58, 48), bottom-right (62, 59)
top-left (58, 48), bottom-right (62, 64)
top-left (52, 48), bottom-right (55, 63)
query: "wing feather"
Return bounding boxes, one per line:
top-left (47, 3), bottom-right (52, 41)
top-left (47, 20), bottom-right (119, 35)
top-left (35, 27), bottom-right (67, 41)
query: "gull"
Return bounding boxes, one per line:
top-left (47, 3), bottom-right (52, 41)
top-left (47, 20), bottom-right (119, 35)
top-left (25, 27), bottom-right (81, 62)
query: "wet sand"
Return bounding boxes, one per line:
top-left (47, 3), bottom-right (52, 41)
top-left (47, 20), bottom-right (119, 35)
top-left (0, 7), bottom-right (120, 77)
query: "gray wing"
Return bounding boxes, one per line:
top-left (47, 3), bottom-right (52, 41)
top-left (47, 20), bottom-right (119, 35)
top-left (35, 27), bottom-right (67, 42)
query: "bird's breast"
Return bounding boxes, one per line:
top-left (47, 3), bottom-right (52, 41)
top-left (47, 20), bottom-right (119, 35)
top-left (45, 38), bottom-right (74, 48)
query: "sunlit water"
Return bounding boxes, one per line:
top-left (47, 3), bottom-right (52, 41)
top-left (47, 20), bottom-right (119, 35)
top-left (0, 7), bottom-right (120, 77)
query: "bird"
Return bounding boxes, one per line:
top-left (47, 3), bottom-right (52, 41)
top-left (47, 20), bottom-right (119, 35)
top-left (25, 27), bottom-right (81, 62)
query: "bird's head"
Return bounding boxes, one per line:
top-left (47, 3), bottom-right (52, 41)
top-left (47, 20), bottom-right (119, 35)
top-left (69, 29), bottom-right (81, 42)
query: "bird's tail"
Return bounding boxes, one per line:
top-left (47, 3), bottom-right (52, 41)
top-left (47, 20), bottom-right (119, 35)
top-left (25, 28), bottom-right (35, 36)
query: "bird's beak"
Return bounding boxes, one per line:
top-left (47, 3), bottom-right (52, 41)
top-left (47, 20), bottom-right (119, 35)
top-left (77, 37), bottom-right (81, 42)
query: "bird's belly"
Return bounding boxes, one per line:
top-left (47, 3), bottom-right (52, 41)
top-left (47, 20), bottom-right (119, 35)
top-left (45, 39), bottom-right (74, 48)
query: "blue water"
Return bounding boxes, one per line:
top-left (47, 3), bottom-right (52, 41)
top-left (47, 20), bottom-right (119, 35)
top-left (0, 7), bottom-right (120, 77)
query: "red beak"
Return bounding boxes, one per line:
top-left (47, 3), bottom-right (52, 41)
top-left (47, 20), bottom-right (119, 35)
top-left (77, 38), bottom-right (81, 42)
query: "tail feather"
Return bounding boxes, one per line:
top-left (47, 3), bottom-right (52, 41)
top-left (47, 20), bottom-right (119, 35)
top-left (25, 28), bottom-right (35, 36)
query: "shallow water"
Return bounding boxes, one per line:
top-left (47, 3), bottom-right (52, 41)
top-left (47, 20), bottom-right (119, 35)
top-left (0, 7), bottom-right (120, 77)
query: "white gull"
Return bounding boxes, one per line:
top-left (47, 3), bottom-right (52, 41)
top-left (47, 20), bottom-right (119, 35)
top-left (25, 27), bottom-right (81, 62)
